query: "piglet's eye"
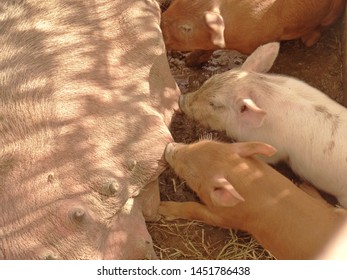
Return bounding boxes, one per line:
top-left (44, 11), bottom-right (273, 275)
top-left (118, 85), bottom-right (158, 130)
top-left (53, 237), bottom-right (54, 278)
top-left (179, 24), bottom-right (192, 33)
top-left (209, 101), bottom-right (224, 109)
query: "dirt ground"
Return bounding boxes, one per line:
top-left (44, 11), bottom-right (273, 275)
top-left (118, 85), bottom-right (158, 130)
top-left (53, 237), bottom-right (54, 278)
top-left (148, 3), bottom-right (344, 260)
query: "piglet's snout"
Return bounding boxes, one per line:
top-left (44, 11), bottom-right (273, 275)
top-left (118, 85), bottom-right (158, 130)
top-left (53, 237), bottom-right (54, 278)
top-left (164, 142), bottom-right (176, 165)
top-left (164, 142), bottom-right (186, 166)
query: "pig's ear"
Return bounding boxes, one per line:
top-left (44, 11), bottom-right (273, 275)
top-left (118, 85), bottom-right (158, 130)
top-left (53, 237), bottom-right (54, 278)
top-left (236, 142), bottom-right (277, 158)
top-left (237, 98), bottom-right (266, 128)
top-left (241, 42), bottom-right (280, 73)
top-left (204, 12), bottom-right (225, 48)
top-left (210, 177), bottom-right (244, 207)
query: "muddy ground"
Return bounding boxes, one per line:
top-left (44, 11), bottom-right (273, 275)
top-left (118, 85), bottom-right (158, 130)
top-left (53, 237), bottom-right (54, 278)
top-left (148, 4), bottom-right (344, 260)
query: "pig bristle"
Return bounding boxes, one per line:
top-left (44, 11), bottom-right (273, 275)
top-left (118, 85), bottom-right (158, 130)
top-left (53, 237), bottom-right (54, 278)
top-left (199, 133), bottom-right (214, 141)
top-left (199, 132), bottom-right (235, 143)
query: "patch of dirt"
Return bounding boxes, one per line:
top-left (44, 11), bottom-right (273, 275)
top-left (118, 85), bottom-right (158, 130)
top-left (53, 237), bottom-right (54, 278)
top-left (149, 2), bottom-right (344, 260)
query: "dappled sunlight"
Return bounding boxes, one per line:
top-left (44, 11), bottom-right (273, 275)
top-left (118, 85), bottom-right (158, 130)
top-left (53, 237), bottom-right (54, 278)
top-left (230, 158), bottom-right (293, 206)
top-left (230, 158), bottom-right (266, 187)
top-left (0, 0), bottom-right (179, 259)
top-left (237, 71), bottom-right (249, 80)
top-left (273, 189), bottom-right (291, 202)
top-left (18, 77), bottom-right (49, 94)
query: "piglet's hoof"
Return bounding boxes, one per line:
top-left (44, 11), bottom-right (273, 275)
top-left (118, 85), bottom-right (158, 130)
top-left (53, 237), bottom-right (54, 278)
top-left (158, 201), bottom-right (180, 221)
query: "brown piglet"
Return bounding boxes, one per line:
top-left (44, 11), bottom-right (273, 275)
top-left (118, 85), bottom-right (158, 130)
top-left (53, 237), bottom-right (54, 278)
top-left (159, 140), bottom-right (347, 259)
top-left (161, 0), bottom-right (346, 65)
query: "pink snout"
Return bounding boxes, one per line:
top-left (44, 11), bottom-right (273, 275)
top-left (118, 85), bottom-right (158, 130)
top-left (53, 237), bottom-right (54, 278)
top-left (164, 142), bottom-right (176, 165)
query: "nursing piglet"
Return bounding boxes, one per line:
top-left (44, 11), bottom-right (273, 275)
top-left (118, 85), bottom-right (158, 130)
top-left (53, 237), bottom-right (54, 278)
top-left (159, 140), bottom-right (347, 259)
top-left (178, 42), bottom-right (347, 208)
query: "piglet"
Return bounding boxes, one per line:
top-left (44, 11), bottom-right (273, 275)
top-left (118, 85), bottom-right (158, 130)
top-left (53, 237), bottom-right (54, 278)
top-left (159, 140), bottom-right (347, 259)
top-left (161, 0), bottom-right (345, 65)
top-left (178, 42), bottom-right (347, 208)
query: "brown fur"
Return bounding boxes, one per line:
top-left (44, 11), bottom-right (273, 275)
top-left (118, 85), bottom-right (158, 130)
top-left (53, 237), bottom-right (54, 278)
top-left (161, 0), bottom-right (346, 65)
top-left (159, 140), bottom-right (347, 259)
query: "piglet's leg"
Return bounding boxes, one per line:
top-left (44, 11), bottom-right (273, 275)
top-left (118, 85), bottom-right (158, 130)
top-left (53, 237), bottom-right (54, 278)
top-left (300, 29), bottom-right (322, 47)
top-left (159, 201), bottom-right (220, 226)
top-left (138, 179), bottom-right (161, 222)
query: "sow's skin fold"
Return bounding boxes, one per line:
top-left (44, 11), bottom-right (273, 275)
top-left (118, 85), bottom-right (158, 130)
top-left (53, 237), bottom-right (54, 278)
top-left (0, 0), bottom-right (179, 259)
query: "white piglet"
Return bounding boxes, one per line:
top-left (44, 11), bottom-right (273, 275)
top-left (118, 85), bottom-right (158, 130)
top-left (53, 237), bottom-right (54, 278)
top-left (179, 42), bottom-right (347, 208)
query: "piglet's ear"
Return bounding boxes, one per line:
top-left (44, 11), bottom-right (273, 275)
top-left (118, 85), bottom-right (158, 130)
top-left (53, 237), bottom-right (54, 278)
top-left (241, 42), bottom-right (280, 73)
top-left (238, 98), bottom-right (266, 128)
top-left (236, 142), bottom-right (277, 158)
top-left (210, 177), bottom-right (244, 207)
top-left (204, 12), bottom-right (225, 48)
